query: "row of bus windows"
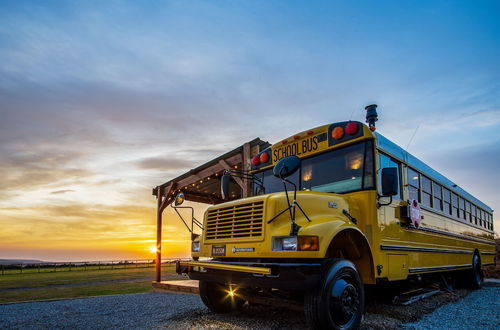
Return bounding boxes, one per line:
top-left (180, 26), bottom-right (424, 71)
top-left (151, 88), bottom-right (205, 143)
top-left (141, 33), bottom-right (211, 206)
top-left (407, 168), bottom-right (493, 231)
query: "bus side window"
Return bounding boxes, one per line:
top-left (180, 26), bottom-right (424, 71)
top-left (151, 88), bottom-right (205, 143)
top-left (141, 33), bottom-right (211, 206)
top-left (407, 168), bottom-right (420, 203)
top-left (378, 153), bottom-right (401, 200)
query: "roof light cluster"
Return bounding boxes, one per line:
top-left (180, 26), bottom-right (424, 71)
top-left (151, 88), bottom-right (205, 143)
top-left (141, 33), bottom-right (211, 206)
top-left (327, 121), bottom-right (363, 147)
top-left (251, 149), bottom-right (271, 168)
top-left (331, 122), bottom-right (359, 140)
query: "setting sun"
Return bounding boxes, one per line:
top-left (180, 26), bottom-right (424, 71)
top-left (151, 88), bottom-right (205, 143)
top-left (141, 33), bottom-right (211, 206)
top-left (149, 246), bottom-right (157, 254)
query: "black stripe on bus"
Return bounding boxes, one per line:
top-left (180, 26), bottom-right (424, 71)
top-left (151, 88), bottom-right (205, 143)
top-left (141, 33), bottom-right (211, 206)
top-left (481, 252), bottom-right (497, 255)
top-left (408, 264), bottom-right (471, 274)
top-left (483, 263), bottom-right (495, 266)
top-left (380, 245), bottom-right (473, 254)
top-left (404, 226), bottom-right (496, 246)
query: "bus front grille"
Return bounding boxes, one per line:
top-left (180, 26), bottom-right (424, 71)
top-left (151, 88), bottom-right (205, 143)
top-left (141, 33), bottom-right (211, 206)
top-left (205, 201), bottom-right (264, 240)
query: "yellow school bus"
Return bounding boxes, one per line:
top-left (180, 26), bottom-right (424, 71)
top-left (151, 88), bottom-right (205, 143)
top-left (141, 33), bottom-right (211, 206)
top-left (173, 105), bottom-right (495, 329)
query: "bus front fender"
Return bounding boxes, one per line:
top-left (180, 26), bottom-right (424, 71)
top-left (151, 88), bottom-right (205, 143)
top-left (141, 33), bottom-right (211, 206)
top-left (299, 219), bottom-right (375, 283)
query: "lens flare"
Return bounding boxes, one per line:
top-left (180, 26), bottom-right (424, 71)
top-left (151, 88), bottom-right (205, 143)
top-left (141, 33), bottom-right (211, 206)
top-left (225, 285), bottom-right (239, 300)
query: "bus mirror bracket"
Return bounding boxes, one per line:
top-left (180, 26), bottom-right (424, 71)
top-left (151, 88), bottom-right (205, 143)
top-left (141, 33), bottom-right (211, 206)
top-left (220, 169), bottom-right (264, 200)
top-left (171, 192), bottom-right (204, 234)
top-left (267, 156), bottom-right (311, 236)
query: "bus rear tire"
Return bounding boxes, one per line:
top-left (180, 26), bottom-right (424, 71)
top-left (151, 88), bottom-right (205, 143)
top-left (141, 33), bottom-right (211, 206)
top-left (467, 253), bottom-right (484, 290)
top-left (199, 280), bottom-right (244, 313)
top-left (305, 259), bottom-right (364, 330)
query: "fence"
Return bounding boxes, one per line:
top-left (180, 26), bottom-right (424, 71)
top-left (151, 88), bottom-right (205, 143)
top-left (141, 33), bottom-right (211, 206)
top-left (0, 259), bottom-right (187, 275)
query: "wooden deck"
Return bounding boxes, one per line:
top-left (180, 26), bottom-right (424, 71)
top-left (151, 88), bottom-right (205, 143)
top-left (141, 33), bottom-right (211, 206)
top-left (152, 280), bottom-right (199, 295)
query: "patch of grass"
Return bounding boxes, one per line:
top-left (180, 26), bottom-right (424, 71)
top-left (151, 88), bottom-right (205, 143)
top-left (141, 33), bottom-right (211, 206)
top-left (0, 265), bottom-right (177, 290)
top-left (1, 263), bottom-right (154, 275)
top-left (0, 264), bottom-right (185, 303)
top-left (0, 281), bottom-right (153, 303)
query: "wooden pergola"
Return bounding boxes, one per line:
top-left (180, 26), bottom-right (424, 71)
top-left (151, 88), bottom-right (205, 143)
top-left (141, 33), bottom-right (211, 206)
top-left (152, 138), bottom-right (269, 281)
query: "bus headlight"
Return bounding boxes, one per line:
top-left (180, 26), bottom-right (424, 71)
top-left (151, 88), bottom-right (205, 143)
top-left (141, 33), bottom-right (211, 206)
top-left (192, 241), bottom-right (200, 252)
top-left (272, 236), bottom-right (319, 251)
top-left (282, 237), bottom-right (298, 250)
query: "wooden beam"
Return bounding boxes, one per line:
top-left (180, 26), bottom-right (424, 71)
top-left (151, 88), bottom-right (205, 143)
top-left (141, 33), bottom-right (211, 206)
top-left (152, 280), bottom-right (200, 295)
top-left (160, 183), bottom-right (175, 212)
top-left (173, 154), bottom-right (243, 190)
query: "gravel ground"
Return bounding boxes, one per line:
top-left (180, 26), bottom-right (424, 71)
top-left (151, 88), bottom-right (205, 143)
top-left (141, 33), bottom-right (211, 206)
top-left (0, 287), bottom-right (498, 329)
top-left (403, 286), bottom-right (500, 330)
top-left (0, 292), bottom-right (205, 329)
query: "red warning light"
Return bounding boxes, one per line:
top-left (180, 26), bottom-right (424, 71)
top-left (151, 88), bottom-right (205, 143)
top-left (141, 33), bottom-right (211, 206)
top-left (345, 122), bottom-right (359, 135)
top-left (252, 155), bottom-right (261, 166)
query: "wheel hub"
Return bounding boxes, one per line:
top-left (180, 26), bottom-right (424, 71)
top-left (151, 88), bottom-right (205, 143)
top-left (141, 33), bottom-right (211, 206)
top-left (330, 279), bottom-right (359, 325)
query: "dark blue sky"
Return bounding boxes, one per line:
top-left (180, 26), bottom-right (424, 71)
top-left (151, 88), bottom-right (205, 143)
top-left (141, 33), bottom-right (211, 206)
top-left (0, 0), bottom-right (499, 259)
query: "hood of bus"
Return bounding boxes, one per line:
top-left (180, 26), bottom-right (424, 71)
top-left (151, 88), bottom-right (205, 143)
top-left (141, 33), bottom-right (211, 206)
top-left (199, 191), bottom-right (356, 258)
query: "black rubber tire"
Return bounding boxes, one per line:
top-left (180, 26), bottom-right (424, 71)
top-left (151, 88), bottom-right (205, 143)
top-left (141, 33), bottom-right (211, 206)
top-left (467, 253), bottom-right (484, 290)
top-left (199, 280), bottom-right (245, 313)
top-left (305, 259), bottom-right (364, 330)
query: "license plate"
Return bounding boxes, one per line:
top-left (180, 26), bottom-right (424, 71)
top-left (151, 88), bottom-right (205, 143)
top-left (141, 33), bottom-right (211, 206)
top-left (212, 245), bottom-right (226, 256)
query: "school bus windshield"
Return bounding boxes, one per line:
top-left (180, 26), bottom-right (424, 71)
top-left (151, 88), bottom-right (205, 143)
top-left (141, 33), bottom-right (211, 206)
top-left (254, 141), bottom-right (374, 195)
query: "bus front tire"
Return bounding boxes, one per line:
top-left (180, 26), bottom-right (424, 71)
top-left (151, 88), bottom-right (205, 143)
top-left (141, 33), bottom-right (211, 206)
top-left (199, 280), bottom-right (244, 313)
top-left (467, 253), bottom-right (484, 290)
top-left (305, 259), bottom-right (364, 330)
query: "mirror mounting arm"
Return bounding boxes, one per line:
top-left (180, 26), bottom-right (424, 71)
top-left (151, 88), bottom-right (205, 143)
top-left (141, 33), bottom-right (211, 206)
top-left (267, 158), bottom-right (311, 236)
top-left (221, 169), bottom-right (264, 200)
top-left (171, 204), bottom-right (204, 233)
top-left (376, 194), bottom-right (393, 208)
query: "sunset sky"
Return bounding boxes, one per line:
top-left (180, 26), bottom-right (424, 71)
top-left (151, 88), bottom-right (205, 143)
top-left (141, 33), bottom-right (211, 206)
top-left (1, 1), bottom-right (499, 261)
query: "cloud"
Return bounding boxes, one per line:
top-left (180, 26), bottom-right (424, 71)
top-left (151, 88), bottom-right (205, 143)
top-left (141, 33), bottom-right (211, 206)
top-left (134, 157), bottom-right (194, 171)
top-left (425, 140), bottom-right (500, 216)
top-left (1, 0), bottom-right (499, 260)
top-left (50, 189), bottom-right (75, 195)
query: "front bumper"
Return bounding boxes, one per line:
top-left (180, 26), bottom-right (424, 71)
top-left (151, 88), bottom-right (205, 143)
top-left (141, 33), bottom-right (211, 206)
top-left (176, 260), bottom-right (323, 290)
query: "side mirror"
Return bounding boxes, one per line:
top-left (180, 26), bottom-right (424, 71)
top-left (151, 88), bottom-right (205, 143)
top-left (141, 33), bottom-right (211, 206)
top-left (381, 167), bottom-right (398, 196)
top-left (273, 155), bottom-right (301, 179)
top-left (174, 192), bottom-right (185, 206)
top-left (221, 172), bottom-right (231, 200)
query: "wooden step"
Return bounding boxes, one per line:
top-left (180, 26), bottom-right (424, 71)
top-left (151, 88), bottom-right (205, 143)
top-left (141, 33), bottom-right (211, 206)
top-left (152, 280), bottom-right (199, 295)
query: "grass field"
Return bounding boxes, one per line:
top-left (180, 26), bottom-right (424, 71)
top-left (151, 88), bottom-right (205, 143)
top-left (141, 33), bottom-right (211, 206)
top-left (0, 262), bottom-right (155, 275)
top-left (0, 264), bottom-right (183, 304)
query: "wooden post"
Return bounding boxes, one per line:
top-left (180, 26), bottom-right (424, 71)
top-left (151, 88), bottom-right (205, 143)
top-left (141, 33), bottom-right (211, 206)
top-left (242, 142), bottom-right (251, 197)
top-left (156, 186), bottom-right (163, 283)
